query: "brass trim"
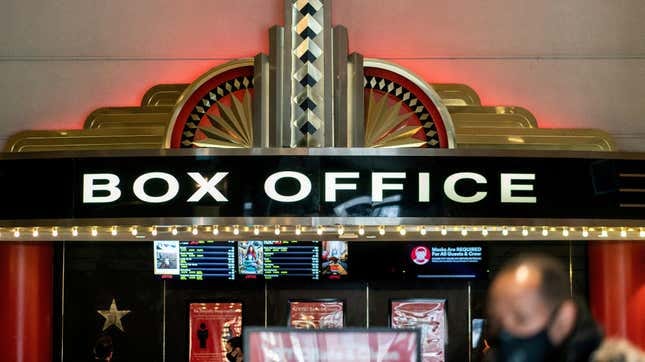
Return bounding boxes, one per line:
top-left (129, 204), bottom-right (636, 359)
top-left (455, 127), bottom-right (616, 151)
top-left (364, 58), bottom-right (456, 149)
top-left (83, 107), bottom-right (173, 129)
top-left (4, 128), bottom-right (166, 153)
top-left (430, 83), bottom-right (481, 106)
top-left (449, 106), bottom-right (538, 129)
top-left (165, 58), bottom-right (255, 148)
top-left (141, 84), bottom-right (188, 107)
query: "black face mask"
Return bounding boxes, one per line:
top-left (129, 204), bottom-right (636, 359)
top-left (497, 305), bottom-right (562, 362)
top-left (226, 352), bottom-right (236, 362)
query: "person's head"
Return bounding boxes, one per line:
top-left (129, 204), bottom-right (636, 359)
top-left (225, 336), bottom-right (243, 362)
top-left (199, 322), bottom-right (206, 329)
top-left (488, 254), bottom-right (578, 360)
top-left (93, 335), bottom-right (113, 361)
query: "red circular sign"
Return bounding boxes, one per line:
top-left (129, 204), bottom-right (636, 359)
top-left (410, 246), bottom-right (430, 265)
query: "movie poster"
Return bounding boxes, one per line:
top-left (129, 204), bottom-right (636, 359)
top-left (321, 240), bottom-right (348, 278)
top-left (153, 240), bottom-right (180, 275)
top-left (237, 241), bottom-right (264, 275)
top-left (245, 328), bottom-right (420, 362)
top-left (288, 300), bottom-right (344, 329)
top-left (189, 302), bottom-right (243, 362)
top-left (390, 299), bottom-right (446, 362)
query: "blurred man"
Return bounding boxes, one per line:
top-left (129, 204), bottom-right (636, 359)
top-left (486, 254), bottom-right (603, 362)
top-left (93, 335), bottom-right (113, 362)
top-left (225, 336), bottom-right (244, 362)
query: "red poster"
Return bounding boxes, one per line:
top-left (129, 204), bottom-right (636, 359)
top-left (246, 328), bottom-right (420, 362)
top-left (189, 302), bottom-right (243, 362)
top-left (390, 300), bottom-right (446, 362)
top-left (288, 300), bottom-right (344, 329)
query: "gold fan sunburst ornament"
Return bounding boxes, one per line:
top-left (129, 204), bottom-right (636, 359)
top-left (192, 90), bottom-right (253, 148)
top-left (365, 90), bottom-right (425, 148)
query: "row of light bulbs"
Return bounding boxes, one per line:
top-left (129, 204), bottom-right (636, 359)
top-left (3, 225), bottom-right (645, 238)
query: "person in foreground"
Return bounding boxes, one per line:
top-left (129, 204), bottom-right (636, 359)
top-left (486, 253), bottom-right (645, 362)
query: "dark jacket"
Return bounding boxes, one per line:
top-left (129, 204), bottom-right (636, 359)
top-left (484, 301), bottom-right (604, 362)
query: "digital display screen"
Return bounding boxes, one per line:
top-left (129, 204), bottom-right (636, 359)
top-left (351, 242), bottom-right (486, 280)
top-left (321, 240), bottom-right (348, 279)
top-left (408, 245), bottom-right (484, 279)
top-left (154, 240), bottom-right (236, 280)
top-left (238, 240), bottom-right (320, 280)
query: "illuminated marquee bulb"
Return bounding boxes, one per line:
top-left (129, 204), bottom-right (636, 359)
top-left (13, 228), bottom-right (20, 238)
top-left (211, 225), bottom-right (218, 236)
top-left (562, 227), bottom-right (569, 237)
top-left (253, 226), bottom-right (260, 236)
top-left (91, 227), bottom-right (98, 237)
top-left (582, 227), bottom-right (589, 238)
top-left (378, 226), bottom-right (386, 236)
top-left (440, 226), bottom-right (447, 236)
top-left (52, 227), bottom-right (59, 237)
top-left (233, 225), bottom-right (240, 236)
top-left (317, 225), bottom-right (324, 236)
top-left (620, 228), bottom-right (627, 238)
top-left (420, 226), bottom-right (427, 236)
top-left (461, 227), bottom-right (468, 236)
top-left (72, 227), bottom-right (79, 237)
top-left (358, 225), bottom-right (365, 236)
top-left (399, 227), bottom-right (407, 236)
top-left (274, 225), bottom-right (281, 236)
top-left (32, 227), bottom-right (39, 238)
top-left (542, 227), bottom-right (548, 237)
top-left (192, 226), bottom-right (199, 236)
top-left (502, 226), bottom-right (509, 236)
top-left (481, 227), bottom-right (488, 237)
top-left (640, 228), bottom-right (645, 238)
top-left (150, 226), bottom-right (157, 237)
top-left (521, 227), bottom-right (528, 237)
top-left (172, 226), bottom-right (179, 236)
top-left (600, 227), bottom-right (608, 238)
top-left (337, 225), bottom-right (344, 236)
top-left (131, 226), bottom-right (138, 236)
top-left (295, 225), bottom-right (302, 236)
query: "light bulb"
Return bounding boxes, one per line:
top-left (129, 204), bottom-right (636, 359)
top-left (562, 227), bottom-right (569, 237)
top-left (337, 225), bottom-right (344, 236)
top-left (358, 225), bottom-right (365, 236)
top-left (52, 227), bottom-right (59, 237)
top-left (211, 225), bottom-right (219, 236)
top-left (253, 226), bottom-right (260, 236)
top-left (481, 227), bottom-right (488, 237)
top-left (317, 226), bottom-right (324, 236)
top-left (72, 227), bottom-right (79, 237)
top-left (461, 227), bottom-right (468, 236)
top-left (274, 225), bottom-right (281, 236)
top-left (172, 226), bottom-right (179, 236)
top-left (150, 227), bottom-right (157, 237)
top-left (440, 226), bottom-right (447, 236)
top-left (522, 227), bottom-right (528, 237)
top-left (91, 227), bottom-right (98, 237)
top-left (502, 227), bottom-right (509, 236)
top-left (582, 228), bottom-right (589, 238)
top-left (399, 227), bottom-right (407, 236)
top-left (192, 226), bottom-right (199, 236)
top-left (378, 226), bottom-right (386, 236)
top-left (13, 228), bottom-right (20, 238)
top-left (420, 226), bottom-right (427, 236)
top-left (295, 225), bottom-right (302, 236)
top-left (233, 225), bottom-right (240, 235)
top-left (620, 228), bottom-right (627, 238)
top-left (542, 227), bottom-right (548, 237)
top-left (131, 226), bottom-right (138, 236)
top-left (33, 227), bottom-right (39, 237)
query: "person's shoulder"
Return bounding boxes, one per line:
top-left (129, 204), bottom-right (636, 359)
top-left (591, 338), bottom-right (645, 362)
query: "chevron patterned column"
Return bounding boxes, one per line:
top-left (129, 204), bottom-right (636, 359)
top-left (288, 0), bottom-right (328, 147)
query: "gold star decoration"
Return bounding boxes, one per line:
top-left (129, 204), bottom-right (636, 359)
top-left (97, 298), bottom-right (131, 332)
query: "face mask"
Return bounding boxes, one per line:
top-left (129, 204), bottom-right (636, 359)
top-left (497, 304), bottom-right (562, 362)
top-left (497, 328), bottom-right (554, 362)
top-left (226, 352), bottom-right (236, 362)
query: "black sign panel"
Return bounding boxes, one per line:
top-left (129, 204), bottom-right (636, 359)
top-left (0, 149), bottom-right (644, 222)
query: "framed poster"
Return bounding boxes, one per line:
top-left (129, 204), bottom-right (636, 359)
top-left (188, 302), bottom-right (243, 362)
top-left (244, 327), bottom-right (421, 362)
top-left (390, 299), bottom-right (447, 362)
top-left (287, 299), bottom-right (345, 329)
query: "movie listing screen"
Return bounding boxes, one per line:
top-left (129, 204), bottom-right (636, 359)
top-left (238, 240), bottom-right (320, 280)
top-left (153, 240), bottom-right (236, 280)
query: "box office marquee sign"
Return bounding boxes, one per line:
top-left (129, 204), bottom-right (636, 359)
top-left (1, 149), bottom-right (645, 224)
